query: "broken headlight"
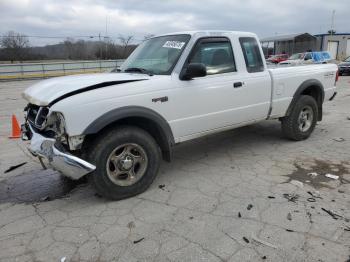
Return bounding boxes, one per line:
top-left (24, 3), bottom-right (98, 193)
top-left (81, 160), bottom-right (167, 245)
top-left (26, 104), bottom-right (50, 130)
top-left (45, 111), bottom-right (66, 138)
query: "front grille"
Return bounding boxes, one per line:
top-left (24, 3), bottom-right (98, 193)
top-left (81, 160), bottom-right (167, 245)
top-left (26, 104), bottom-right (49, 129)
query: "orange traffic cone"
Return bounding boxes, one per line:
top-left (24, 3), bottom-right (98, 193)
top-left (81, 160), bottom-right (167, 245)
top-left (9, 114), bottom-right (21, 139)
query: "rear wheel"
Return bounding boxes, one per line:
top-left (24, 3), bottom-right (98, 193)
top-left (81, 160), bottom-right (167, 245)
top-left (88, 126), bottom-right (161, 200)
top-left (281, 95), bottom-right (318, 141)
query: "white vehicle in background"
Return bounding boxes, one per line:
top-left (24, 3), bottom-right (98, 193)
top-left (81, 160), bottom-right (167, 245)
top-left (279, 51), bottom-right (333, 65)
top-left (21, 30), bottom-right (338, 200)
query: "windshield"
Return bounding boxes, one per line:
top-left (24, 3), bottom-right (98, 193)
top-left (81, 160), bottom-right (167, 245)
top-left (119, 34), bottom-right (191, 75)
top-left (345, 56), bottom-right (350, 62)
top-left (289, 53), bottom-right (304, 60)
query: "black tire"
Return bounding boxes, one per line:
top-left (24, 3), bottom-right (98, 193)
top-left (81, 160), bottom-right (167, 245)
top-left (281, 95), bottom-right (318, 141)
top-left (87, 126), bottom-right (161, 200)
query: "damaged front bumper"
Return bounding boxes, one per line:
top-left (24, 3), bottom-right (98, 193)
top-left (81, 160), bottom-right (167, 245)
top-left (22, 124), bottom-right (96, 180)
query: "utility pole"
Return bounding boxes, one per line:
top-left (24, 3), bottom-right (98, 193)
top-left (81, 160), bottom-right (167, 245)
top-left (105, 15), bottom-right (108, 59)
top-left (331, 10), bottom-right (335, 36)
top-left (99, 33), bottom-right (102, 59)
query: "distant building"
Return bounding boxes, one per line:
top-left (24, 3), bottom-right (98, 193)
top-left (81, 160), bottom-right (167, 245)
top-left (260, 33), bottom-right (317, 58)
top-left (261, 32), bottom-right (350, 60)
top-left (315, 33), bottom-right (350, 60)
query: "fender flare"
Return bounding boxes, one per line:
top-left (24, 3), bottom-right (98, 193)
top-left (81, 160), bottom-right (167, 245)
top-left (286, 79), bottom-right (325, 121)
top-left (83, 106), bottom-right (175, 162)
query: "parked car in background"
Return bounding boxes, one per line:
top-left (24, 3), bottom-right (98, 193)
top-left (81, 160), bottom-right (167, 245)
top-left (279, 51), bottom-right (333, 65)
top-left (338, 56), bottom-right (350, 75)
top-left (279, 53), bottom-right (306, 65)
top-left (267, 54), bottom-right (289, 64)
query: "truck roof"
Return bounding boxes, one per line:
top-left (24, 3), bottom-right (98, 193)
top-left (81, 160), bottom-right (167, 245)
top-left (157, 30), bottom-right (258, 38)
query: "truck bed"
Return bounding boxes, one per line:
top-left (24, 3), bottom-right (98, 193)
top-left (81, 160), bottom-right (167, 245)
top-left (268, 63), bottom-right (338, 118)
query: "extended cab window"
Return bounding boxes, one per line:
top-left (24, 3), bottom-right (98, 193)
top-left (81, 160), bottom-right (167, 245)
top-left (188, 38), bottom-right (236, 75)
top-left (239, 37), bottom-right (264, 73)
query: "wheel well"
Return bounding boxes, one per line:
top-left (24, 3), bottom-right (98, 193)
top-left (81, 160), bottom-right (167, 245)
top-left (300, 86), bottom-right (323, 105)
top-left (83, 116), bottom-right (173, 162)
top-left (300, 86), bottom-right (323, 121)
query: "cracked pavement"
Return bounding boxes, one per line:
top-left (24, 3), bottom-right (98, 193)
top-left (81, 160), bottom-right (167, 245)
top-left (0, 77), bottom-right (349, 262)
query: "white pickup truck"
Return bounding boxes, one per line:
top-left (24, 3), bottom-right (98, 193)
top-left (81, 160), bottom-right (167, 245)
top-left (22, 31), bottom-right (338, 199)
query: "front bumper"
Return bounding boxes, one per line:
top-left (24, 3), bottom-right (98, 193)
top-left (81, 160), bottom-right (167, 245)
top-left (22, 124), bottom-right (96, 180)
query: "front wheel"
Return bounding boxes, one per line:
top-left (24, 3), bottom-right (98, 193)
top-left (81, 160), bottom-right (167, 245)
top-left (281, 95), bottom-right (318, 141)
top-left (88, 126), bottom-right (161, 200)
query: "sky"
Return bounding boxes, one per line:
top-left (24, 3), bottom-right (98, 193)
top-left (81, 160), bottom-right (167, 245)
top-left (0, 0), bottom-right (349, 46)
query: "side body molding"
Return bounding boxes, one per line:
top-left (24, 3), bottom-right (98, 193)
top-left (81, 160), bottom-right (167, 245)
top-left (83, 106), bottom-right (175, 162)
top-left (286, 79), bottom-right (325, 121)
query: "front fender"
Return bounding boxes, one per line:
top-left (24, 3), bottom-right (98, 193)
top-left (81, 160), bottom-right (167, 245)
top-left (83, 106), bottom-right (175, 162)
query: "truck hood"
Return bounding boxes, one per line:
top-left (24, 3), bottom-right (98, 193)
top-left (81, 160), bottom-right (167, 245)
top-left (22, 73), bottom-right (151, 106)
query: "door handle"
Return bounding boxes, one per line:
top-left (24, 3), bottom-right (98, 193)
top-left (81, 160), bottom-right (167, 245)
top-left (233, 82), bottom-right (243, 88)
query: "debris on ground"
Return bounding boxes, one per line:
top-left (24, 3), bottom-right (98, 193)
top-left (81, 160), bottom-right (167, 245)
top-left (251, 234), bottom-right (278, 249)
top-left (290, 180), bottom-right (304, 188)
top-left (267, 196), bottom-right (275, 199)
top-left (287, 213), bottom-right (292, 221)
top-left (247, 204), bottom-right (253, 210)
top-left (307, 172), bottom-right (319, 178)
top-left (321, 208), bottom-right (343, 220)
top-left (338, 189), bottom-right (345, 193)
top-left (285, 159), bottom-right (350, 189)
top-left (133, 237), bottom-right (145, 244)
top-left (307, 191), bottom-right (322, 199)
top-left (286, 229), bottom-right (294, 232)
top-left (242, 237), bottom-right (250, 243)
top-left (307, 198), bottom-right (316, 202)
top-left (325, 173), bottom-right (339, 180)
top-left (262, 256), bottom-right (267, 260)
top-left (189, 216), bottom-right (194, 220)
top-left (4, 162), bottom-right (27, 173)
top-left (158, 184), bottom-right (165, 190)
top-left (344, 226), bottom-right (350, 232)
top-left (333, 137), bottom-right (345, 142)
top-left (238, 212), bottom-right (242, 218)
top-left (347, 116), bottom-right (350, 120)
top-left (60, 257), bottom-right (66, 262)
top-left (283, 193), bottom-right (299, 203)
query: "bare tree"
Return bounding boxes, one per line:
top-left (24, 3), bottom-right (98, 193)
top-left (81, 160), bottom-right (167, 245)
top-left (0, 31), bottom-right (30, 62)
top-left (63, 38), bottom-right (89, 60)
top-left (63, 38), bottom-right (75, 59)
top-left (118, 35), bottom-right (134, 58)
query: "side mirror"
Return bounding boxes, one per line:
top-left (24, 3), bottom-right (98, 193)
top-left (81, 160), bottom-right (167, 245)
top-left (181, 63), bottom-right (206, 80)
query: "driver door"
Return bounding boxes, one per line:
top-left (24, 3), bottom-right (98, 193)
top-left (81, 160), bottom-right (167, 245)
top-left (170, 37), bottom-right (247, 140)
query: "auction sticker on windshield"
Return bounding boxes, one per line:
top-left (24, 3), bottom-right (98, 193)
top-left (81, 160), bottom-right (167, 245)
top-left (163, 41), bottom-right (185, 49)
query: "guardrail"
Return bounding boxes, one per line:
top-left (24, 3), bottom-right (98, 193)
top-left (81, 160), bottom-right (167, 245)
top-left (0, 60), bottom-right (125, 81)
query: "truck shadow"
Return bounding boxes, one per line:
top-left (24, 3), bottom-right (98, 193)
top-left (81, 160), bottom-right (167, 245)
top-left (0, 169), bottom-right (89, 204)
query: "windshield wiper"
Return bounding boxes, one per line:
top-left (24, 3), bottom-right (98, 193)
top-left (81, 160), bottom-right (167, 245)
top-left (124, 67), bottom-right (153, 76)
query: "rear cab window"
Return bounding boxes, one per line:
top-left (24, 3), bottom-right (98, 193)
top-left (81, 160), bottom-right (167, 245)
top-left (239, 37), bottom-right (264, 73)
